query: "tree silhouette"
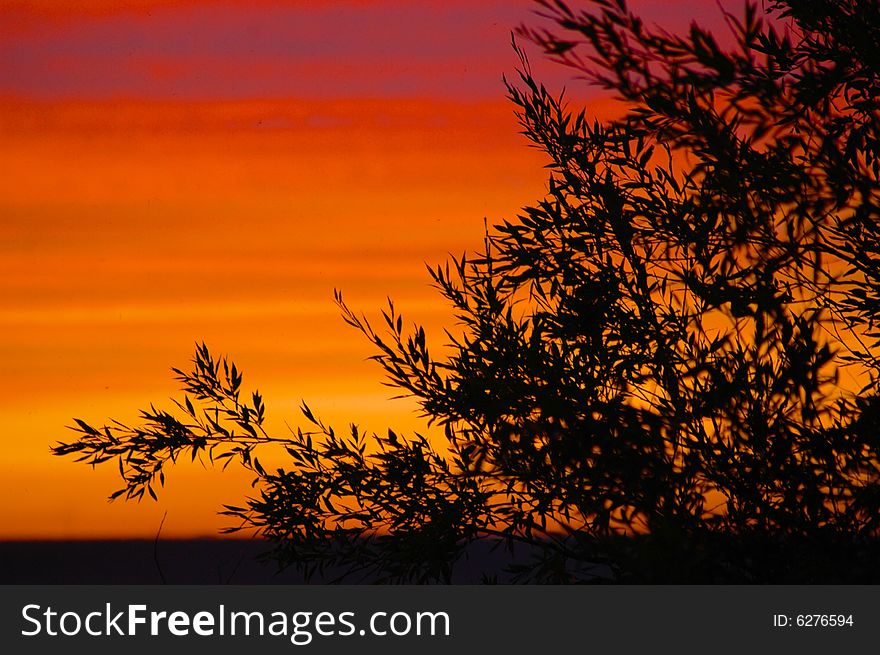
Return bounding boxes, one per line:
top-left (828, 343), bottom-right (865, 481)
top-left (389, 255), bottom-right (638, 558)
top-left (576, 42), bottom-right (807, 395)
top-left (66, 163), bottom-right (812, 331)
top-left (54, 0), bottom-right (880, 582)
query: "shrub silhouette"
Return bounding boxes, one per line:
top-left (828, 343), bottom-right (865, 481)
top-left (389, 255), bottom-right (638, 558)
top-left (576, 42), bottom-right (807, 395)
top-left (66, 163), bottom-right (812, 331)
top-left (54, 0), bottom-right (880, 582)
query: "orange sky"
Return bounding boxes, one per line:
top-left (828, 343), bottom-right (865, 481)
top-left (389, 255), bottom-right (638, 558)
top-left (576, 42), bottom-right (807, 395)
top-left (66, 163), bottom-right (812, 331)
top-left (1, 95), bottom-right (555, 539)
top-left (0, 0), bottom-right (729, 539)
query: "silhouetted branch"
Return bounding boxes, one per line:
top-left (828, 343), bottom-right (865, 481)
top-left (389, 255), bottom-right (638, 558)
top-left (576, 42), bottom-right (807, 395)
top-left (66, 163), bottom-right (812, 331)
top-left (54, 0), bottom-right (880, 582)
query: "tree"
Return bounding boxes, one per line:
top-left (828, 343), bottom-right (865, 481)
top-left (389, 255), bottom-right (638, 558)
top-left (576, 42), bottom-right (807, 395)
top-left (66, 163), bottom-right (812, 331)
top-left (53, 0), bottom-right (880, 582)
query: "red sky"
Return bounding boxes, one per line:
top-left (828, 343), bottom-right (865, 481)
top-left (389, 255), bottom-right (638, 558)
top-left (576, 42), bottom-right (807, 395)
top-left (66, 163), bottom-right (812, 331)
top-left (0, 0), bottom-right (731, 539)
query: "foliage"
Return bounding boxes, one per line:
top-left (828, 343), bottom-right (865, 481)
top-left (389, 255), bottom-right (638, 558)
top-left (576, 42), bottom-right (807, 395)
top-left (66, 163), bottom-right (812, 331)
top-left (53, 0), bottom-right (880, 582)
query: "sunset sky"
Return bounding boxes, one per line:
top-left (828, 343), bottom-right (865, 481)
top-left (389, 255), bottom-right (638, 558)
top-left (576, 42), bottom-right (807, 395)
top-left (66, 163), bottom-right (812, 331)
top-left (1, 0), bottom-right (726, 539)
